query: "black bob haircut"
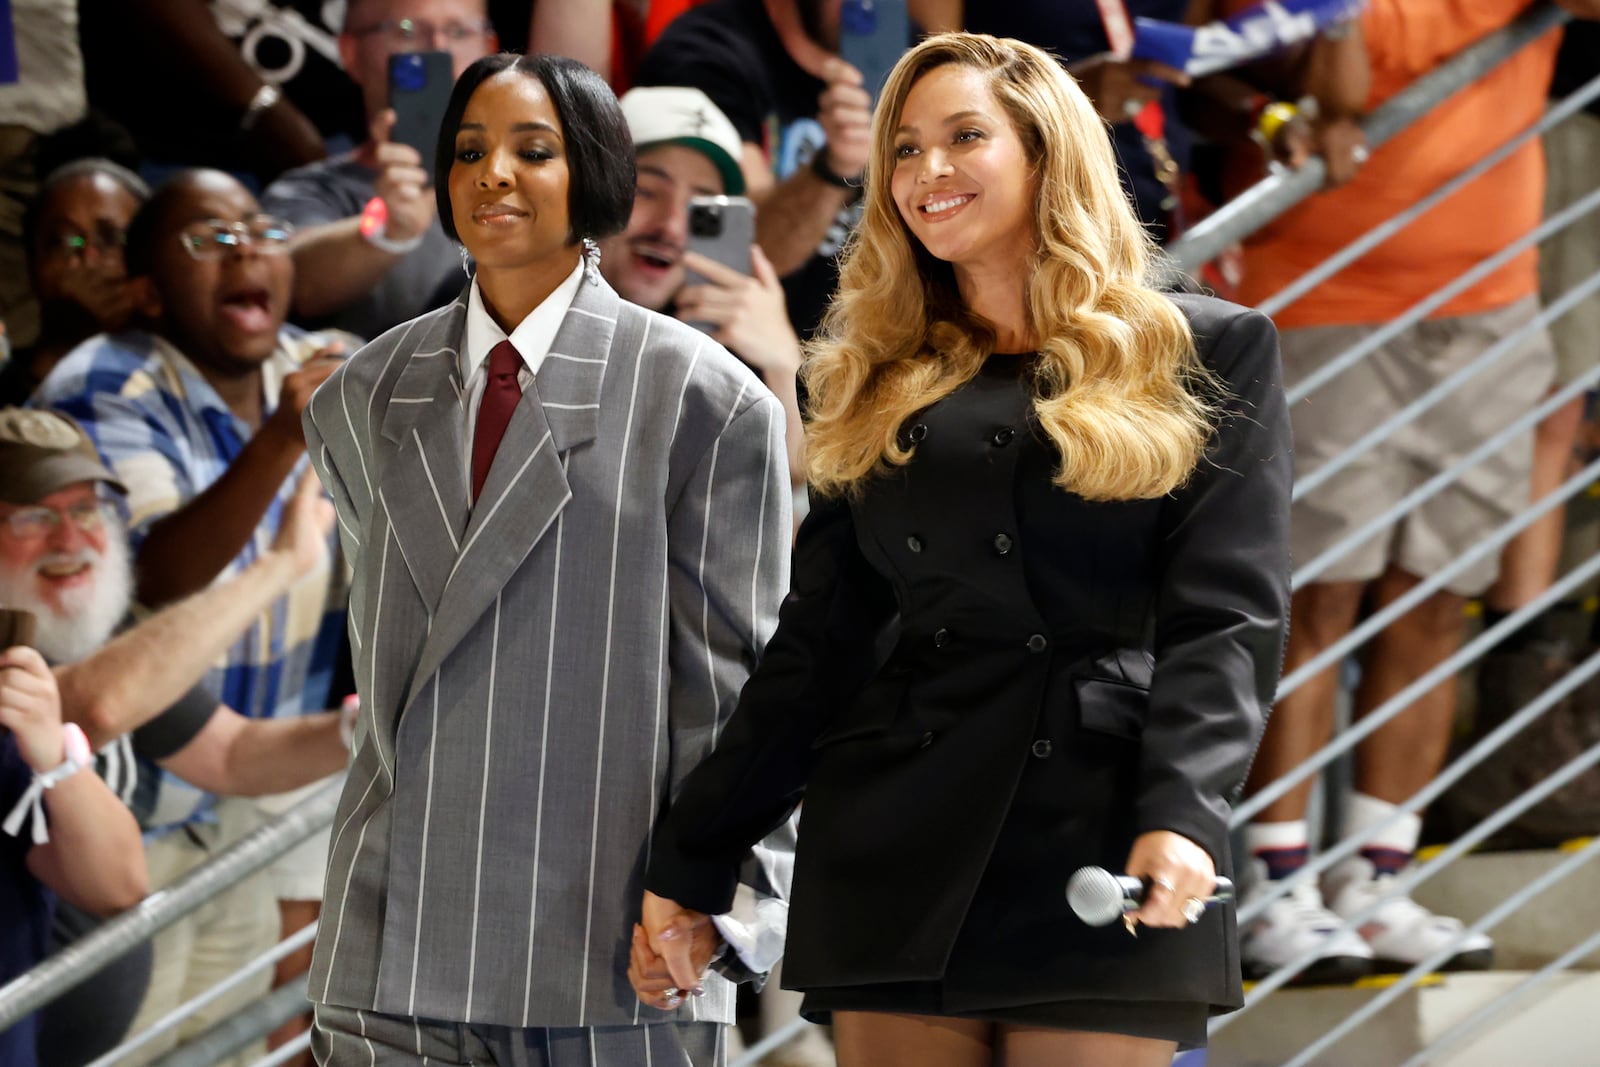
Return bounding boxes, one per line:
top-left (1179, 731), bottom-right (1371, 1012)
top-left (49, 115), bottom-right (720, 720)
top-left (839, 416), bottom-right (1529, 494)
top-left (434, 53), bottom-right (636, 246)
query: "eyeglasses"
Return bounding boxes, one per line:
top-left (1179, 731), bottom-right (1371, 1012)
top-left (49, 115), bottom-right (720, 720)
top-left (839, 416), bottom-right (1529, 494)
top-left (43, 226), bottom-right (127, 262)
top-left (1, 500), bottom-right (110, 541)
top-left (178, 216), bottom-right (295, 260)
top-left (348, 17), bottom-right (493, 47)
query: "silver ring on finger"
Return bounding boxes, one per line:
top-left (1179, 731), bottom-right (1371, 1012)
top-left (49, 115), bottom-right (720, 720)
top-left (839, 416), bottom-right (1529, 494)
top-left (1123, 98), bottom-right (1146, 119)
top-left (1150, 875), bottom-right (1176, 895)
top-left (1183, 897), bottom-right (1206, 924)
top-left (1351, 144), bottom-right (1370, 165)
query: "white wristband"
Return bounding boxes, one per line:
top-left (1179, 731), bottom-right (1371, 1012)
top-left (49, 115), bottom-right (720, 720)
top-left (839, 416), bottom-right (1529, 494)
top-left (3, 722), bottom-right (92, 845)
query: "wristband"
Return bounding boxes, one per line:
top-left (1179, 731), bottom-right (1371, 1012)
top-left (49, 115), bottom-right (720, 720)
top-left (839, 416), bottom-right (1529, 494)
top-left (1254, 101), bottom-right (1300, 146)
top-left (3, 722), bottom-right (92, 845)
top-left (240, 83), bottom-right (282, 132)
top-left (338, 694), bottom-right (360, 750)
top-left (359, 196), bottom-right (426, 255)
top-left (809, 150), bottom-right (860, 192)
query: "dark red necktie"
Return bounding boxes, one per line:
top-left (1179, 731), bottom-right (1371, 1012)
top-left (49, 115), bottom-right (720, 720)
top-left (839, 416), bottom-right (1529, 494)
top-left (470, 339), bottom-right (524, 502)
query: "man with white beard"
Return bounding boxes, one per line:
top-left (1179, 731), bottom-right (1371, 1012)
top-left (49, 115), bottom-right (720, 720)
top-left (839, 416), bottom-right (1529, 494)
top-left (0, 407), bottom-right (352, 1065)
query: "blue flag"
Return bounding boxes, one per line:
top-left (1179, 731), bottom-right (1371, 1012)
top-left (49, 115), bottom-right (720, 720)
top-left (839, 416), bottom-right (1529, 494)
top-left (1133, 0), bottom-right (1363, 78)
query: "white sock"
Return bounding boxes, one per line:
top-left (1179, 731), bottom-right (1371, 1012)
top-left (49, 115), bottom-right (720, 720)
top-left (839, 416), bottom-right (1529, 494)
top-left (1244, 819), bottom-right (1310, 855)
top-left (1344, 791), bottom-right (1421, 855)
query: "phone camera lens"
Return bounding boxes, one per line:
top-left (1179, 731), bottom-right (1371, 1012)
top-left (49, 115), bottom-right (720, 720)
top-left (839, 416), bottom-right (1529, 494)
top-left (688, 204), bottom-right (724, 238)
top-left (393, 54), bottom-right (427, 93)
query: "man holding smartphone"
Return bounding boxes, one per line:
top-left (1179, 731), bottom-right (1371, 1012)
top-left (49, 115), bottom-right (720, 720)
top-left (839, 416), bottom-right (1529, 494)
top-left (634, 0), bottom-right (904, 340)
top-left (262, 0), bottom-right (499, 341)
top-left (599, 87), bottom-right (807, 490)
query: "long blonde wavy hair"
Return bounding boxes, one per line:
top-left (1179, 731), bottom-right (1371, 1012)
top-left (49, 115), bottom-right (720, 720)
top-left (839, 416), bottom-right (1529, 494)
top-left (803, 32), bottom-right (1215, 501)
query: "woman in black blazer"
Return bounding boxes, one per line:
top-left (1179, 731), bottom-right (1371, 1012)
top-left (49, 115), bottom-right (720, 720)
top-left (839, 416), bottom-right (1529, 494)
top-left (633, 32), bottom-right (1292, 1067)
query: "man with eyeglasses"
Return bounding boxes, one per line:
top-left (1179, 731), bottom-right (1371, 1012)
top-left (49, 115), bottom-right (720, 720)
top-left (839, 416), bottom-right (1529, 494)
top-left (262, 0), bottom-right (498, 342)
top-left (32, 170), bottom-right (354, 1066)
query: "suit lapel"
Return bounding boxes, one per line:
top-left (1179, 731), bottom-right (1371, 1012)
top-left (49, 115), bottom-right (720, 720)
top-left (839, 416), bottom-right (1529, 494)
top-left (405, 267), bottom-right (623, 704)
top-left (377, 295), bottom-right (471, 616)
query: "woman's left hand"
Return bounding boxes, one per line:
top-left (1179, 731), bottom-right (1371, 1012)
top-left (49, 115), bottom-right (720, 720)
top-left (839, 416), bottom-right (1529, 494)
top-left (1123, 830), bottom-right (1218, 929)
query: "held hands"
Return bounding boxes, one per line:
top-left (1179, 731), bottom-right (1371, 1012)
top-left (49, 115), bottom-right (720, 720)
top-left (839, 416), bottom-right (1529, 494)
top-left (675, 247), bottom-right (803, 378)
top-left (631, 890), bottom-right (725, 1010)
top-left (816, 57), bottom-right (872, 182)
top-left (0, 647), bottom-right (66, 773)
top-left (269, 468), bottom-right (336, 581)
top-left (1123, 829), bottom-right (1217, 930)
top-left (370, 110), bottom-right (436, 245)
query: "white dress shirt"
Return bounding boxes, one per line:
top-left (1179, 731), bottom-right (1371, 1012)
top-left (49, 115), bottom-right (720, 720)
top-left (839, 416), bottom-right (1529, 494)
top-left (460, 259), bottom-right (585, 465)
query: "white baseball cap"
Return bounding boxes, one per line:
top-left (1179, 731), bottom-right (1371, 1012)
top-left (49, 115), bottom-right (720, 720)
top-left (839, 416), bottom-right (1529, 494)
top-left (619, 86), bottom-right (746, 196)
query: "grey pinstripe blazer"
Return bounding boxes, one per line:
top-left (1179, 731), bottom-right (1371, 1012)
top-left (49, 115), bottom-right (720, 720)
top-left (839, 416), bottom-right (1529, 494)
top-left (302, 263), bottom-right (795, 1030)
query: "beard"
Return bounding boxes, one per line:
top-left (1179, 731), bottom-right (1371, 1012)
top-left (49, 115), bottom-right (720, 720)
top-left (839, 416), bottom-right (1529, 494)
top-left (0, 527), bottom-right (133, 665)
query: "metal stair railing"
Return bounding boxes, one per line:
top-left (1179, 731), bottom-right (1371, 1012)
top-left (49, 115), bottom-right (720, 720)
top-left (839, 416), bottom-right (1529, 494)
top-left (0, 781), bottom-right (338, 1033)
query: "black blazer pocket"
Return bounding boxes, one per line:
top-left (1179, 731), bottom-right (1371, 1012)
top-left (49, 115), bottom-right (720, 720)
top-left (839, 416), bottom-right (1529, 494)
top-left (1073, 677), bottom-right (1149, 741)
top-left (812, 672), bottom-right (909, 749)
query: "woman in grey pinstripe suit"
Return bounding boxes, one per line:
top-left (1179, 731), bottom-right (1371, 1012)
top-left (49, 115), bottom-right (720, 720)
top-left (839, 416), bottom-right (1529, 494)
top-left (303, 53), bottom-right (795, 1066)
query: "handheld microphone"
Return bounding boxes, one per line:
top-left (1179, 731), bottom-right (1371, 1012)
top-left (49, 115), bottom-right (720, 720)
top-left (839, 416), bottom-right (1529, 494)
top-left (1066, 866), bottom-right (1235, 927)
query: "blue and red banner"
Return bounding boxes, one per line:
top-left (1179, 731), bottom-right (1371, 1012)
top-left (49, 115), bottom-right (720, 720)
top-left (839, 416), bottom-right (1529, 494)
top-left (1133, 0), bottom-right (1364, 77)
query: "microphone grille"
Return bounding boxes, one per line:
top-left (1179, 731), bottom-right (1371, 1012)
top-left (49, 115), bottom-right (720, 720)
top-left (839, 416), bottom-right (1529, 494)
top-left (1066, 866), bottom-right (1126, 927)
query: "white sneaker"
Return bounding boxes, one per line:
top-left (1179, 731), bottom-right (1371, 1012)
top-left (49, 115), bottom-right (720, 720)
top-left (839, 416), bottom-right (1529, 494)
top-left (1240, 858), bottom-right (1375, 985)
top-left (1323, 856), bottom-right (1495, 973)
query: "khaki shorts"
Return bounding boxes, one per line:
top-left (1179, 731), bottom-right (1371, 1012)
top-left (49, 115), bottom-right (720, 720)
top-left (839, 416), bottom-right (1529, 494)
top-left (1285, 297), bottom-right (1556, 596)
top-left (254, 772), bottom-right (344, 901)
top-left (1541, 109), bottom-right (1600, 386)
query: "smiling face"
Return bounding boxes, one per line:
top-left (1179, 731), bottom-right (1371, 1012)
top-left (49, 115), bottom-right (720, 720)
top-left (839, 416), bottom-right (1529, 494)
top-left (889, 63), bottom-right (1038, 278)
top-left (447, 70), bottom-right (576, 275)
top-left (142, 173), bottom-right (293, 376)
top-left (598, 143), bottom-right (724, 311)
top-left (0, 483), bottom-right (128, 633)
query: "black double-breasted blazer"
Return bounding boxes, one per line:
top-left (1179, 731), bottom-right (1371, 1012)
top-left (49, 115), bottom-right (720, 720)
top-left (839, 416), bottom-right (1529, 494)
top-left (648, 294), bottom-right (1291, 1014)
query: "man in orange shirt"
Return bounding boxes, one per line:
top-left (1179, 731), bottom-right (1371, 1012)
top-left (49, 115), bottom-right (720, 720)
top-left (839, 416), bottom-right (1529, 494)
top-left (1234, 0), bottom-right (1597, 983)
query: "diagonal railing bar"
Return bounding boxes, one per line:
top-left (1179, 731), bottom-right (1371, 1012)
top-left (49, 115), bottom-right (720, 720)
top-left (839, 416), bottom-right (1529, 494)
top-left (1259, 71), bottom-right (1600, 319)
top-left (1396, 922), bottom-right (1600, 1067)
top-left (1236, 547), bottom-right (1600, 825)
top-left (1237, 644), bottom-right (1600, 929)
top-left (1270, 836), bottom-right (1600, 1066)
top-left (0, 782), bottom-right (338, 1031)
top-left (1294, 353), bottom-right (1600, 587)
top-left (1216, 735), bottom-right (1600, 1031)
top-left (1167, 3), bottom-right (1571, 272)
top-left (1291, 259), bottom-right (1600, 502)
top-left (85, 921), bottom-right (319, 1067)
top-left (1279, 452), bottom-right (1600, 701)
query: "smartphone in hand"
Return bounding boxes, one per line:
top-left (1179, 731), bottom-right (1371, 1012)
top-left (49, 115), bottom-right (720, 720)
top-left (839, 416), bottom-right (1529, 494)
top-left (683, 195), bottom-right (756, 335)
top-left (389, 51), bottom-right (455, 170)
top-left (840, 0), bottom-right (910, 105)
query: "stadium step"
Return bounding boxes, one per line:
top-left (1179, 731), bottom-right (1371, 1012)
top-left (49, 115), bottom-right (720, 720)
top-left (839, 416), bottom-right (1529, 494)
top-left (1203, 970), bottom-right (1600, 1066)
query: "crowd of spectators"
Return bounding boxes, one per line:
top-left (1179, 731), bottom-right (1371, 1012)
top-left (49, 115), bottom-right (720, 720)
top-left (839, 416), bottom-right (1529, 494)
top-left (1, 1), bottom-right (1598, 1066)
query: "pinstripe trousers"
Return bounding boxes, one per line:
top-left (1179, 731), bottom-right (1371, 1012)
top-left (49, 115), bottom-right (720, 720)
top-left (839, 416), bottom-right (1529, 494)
top-left (312, 1003), bottom-right (727, 1067)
